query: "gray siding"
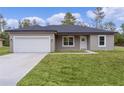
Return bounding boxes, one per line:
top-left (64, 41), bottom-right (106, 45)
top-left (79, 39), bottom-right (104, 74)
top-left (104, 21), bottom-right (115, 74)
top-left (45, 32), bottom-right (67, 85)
top-left (87, 36), bottom-right (90, 50)
top-left (89, 35), bottom-right (114, 50)
top-left (8, 31), bottom-right (115, 52)
top-left (55, 35), bottom-right (114, 51)
top-left (9, 32), bottom-right (55, 52)
top-left (55, 35), bottom-right (80, 51)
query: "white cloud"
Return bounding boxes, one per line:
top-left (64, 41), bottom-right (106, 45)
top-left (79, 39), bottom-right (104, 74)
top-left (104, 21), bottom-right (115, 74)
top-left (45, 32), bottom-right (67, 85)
top-left (86, 7), bottom-right (124, 29)
top-left (22, 16), bottom-right (46, 26)
top-left (73, 13), bottom-right (84, 24)
top-left (46, 13), bottom-right (65, 25)
top-left (46, 13), bottom-right (85, 25)
top-left (5, 13), bottom-right (89, 28)
top-left (87, 7), bottom-right (124, 22)
top-left (6, 19), bottom-right (18, 29)
top-left (116, 27), bottom-right (123, 33)
top-left (103, 8), bottom-right (124, 21)
top-left (5, 17), bottom-right (46, 29)
top-left (86, 10), bottom-right (96, 19)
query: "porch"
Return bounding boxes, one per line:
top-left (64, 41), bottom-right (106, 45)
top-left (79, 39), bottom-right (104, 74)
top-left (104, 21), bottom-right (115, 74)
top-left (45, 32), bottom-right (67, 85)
top-left (55, 35), bottom-right (90, 51)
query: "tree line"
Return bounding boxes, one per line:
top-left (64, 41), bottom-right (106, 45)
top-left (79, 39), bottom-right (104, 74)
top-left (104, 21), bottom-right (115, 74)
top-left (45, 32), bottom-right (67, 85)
top-left (0, 7), bottom-right (124, 46)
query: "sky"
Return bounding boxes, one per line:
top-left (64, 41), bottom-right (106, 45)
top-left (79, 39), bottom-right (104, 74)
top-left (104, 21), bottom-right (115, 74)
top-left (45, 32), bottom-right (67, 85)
top-left (0, 7), bottom-right (124, 32)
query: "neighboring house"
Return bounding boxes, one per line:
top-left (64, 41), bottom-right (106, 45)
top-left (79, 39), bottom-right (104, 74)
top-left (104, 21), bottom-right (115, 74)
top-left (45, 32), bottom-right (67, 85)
top-left (6, 25), bottom-right (116, 53)
top-left (0, 38), bottom-right (3, 47)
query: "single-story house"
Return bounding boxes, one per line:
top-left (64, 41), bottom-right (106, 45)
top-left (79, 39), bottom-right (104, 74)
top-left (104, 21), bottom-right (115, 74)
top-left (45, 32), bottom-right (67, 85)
top-left (0, 38), bottom-right (3, 47)
top-left (6, 25), bottom-right (116, 53)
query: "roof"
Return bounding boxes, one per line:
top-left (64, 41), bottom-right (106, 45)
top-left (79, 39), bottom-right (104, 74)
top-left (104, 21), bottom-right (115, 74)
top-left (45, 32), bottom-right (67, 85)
top-left (6, 25), bottom-right (57, 32)
top-left (6, 25), bottom-right (116, 34)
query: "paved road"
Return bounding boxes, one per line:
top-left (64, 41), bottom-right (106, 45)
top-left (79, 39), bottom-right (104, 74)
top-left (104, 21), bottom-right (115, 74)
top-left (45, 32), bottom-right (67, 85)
top-left (0, 53), bottom-right (48, 86)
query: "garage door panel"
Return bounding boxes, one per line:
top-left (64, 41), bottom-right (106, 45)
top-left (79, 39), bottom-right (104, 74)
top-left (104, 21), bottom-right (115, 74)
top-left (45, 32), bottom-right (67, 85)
top-left (13, 36), bottom-right (50, 53)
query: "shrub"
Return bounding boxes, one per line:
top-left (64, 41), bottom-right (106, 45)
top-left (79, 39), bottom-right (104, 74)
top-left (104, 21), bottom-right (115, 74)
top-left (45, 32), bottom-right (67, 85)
top-left (115, 33), bottom-right (124, 46)
top-left (0, 32), bottom-right (9, 46)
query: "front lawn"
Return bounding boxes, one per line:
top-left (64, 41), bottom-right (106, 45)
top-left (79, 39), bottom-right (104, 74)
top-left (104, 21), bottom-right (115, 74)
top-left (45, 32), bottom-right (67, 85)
top-left (17, 46), bottom-right (124, 86)
top-left (0, 47), bottom-right (10, 56)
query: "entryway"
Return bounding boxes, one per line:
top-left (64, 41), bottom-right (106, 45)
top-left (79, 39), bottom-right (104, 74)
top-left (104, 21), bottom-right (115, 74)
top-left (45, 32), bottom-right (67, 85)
top-left (80, 36), bottom-right (87, 50)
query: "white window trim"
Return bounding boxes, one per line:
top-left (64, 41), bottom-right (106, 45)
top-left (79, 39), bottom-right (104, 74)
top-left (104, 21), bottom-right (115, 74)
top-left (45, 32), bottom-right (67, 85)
top-left (62, 36), bottom-right (75, 47)
top-left (98, 35), bottom-right (106, 47)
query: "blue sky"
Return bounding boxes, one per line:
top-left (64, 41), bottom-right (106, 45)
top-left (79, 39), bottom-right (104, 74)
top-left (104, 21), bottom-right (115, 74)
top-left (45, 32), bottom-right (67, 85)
top-left (0, 7), bottom-right (94, 19)
top-left (0, 7), bottom-right (124, 31)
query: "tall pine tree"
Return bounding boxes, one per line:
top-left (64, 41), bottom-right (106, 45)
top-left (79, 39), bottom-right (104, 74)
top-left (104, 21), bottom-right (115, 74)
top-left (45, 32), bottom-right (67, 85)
top-left (0, 14), bottom-right (6, 32)
top-left (62, 12), bottom-right (76, 25)
top-left (93, 7), bottom-right (105, 28)
top-left (21, 19), bottom-right (31, 28)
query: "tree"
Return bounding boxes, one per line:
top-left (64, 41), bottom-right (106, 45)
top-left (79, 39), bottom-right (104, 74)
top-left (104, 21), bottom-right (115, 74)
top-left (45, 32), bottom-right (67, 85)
top-left (93, 7), bottom-right (105, 28)
top-left (0, 14), bottom-right (6, 32)
top-left (0, 32), bottom-right (9, 46)
top-left (104, 21), bottom-right (116, 31)
top-left (18, 20), bottom-right (22, 28)
top-left (21, 19), bottom-right (31, 28)
top-left (32, 19), bottom-right (39, 25)
top-left (76, 21), bottom-right (88, 27)
top-left (115, 33), bottom-right (124, 46)
top-left (120, 23), bottom-right (124, 33)
top-left (62, 12), bottom-right (76, 25)
top-left (0, 14), bottom-right (7, 46)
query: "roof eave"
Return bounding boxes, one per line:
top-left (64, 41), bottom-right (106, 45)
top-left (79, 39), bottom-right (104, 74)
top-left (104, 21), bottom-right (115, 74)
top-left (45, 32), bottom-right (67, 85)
top-left (57, 32), bottom-right (117, 35)
top-left (5, 30), bottom-right (57, 33)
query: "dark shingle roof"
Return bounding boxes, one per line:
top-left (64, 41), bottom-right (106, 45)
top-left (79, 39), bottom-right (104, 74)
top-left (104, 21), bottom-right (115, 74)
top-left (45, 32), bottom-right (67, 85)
top-left (6, 25), bottom-right (116, 34)
top-left (7, 25), bottom-right (57, 32)
top-left (45, 25), bottom-right (110, 32)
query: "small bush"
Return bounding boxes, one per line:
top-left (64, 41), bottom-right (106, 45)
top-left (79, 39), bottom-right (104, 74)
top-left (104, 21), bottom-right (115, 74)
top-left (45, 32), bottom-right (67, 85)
top-left (0, 32), bottom-right (9, 46)
top-left (115, 33), bottom-right (124, 46)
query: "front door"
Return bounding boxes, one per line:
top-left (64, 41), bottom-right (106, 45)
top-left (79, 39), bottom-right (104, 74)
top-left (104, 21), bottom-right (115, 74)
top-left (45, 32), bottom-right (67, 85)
top-left (80, 36), bottom-right (87, 50)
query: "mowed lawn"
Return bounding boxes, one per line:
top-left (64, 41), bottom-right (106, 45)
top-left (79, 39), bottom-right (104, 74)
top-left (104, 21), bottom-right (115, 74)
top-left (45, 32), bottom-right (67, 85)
top-left (0, 47), bottom-right (10, 56)
top-left (17, 46), bottom-right (124, 86)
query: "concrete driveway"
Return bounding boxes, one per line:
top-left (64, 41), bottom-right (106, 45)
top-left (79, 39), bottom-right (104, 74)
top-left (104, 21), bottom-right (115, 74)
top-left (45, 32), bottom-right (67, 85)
top-left (0, 53), bottom-right (48, 86)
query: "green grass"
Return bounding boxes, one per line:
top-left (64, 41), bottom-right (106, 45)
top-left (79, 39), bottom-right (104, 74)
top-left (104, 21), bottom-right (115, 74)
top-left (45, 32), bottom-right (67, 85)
top-left (0, 47), bottom-right (10, 56)
top-left (17, 46), bottom-right (124, 86)
top-left (114, 46), bottom-right (124, 51)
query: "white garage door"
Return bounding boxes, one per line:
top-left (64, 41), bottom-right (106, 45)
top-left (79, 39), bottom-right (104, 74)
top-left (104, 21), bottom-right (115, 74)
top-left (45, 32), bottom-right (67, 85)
top-left (13, 36), bottom-right (50, 53)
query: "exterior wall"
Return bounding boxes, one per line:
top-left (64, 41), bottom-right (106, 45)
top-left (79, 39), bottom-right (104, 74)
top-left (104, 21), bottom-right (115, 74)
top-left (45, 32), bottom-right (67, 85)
top-left (9, 32), bottom-right (55, 52)
top-left (8, 32), bottom-right (115, 52)
top-left (87, 35), bottom-right (90, 50)
top-left (0, 40), bottom-right (3, 47)
top-left (55, 35), bottom-right (114, 51)
top-left (55, 35), bottom-right (80, 51)
top-left (89, 35), bottom-right (114, 50)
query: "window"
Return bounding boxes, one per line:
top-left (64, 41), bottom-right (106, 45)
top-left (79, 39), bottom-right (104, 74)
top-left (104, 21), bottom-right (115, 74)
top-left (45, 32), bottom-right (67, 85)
top-left (98, 35), bottom-right (106, 47)
top-left (62, 36), bottom-right (75, 47)
top-left (81, 38), bottom-right (85, 41)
